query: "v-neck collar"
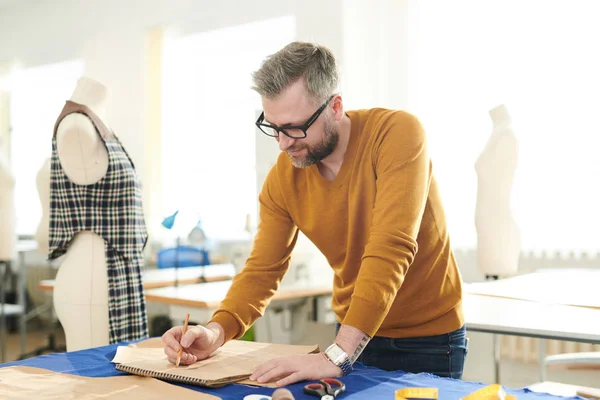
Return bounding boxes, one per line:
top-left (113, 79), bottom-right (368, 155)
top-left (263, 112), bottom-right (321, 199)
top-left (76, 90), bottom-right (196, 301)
top-left (309, 112), bottom-right (359, 187)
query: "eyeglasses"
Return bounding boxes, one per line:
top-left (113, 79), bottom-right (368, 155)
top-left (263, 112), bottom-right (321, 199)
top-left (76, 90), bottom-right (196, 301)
top-left (255, 95), bottom-right (334, 139)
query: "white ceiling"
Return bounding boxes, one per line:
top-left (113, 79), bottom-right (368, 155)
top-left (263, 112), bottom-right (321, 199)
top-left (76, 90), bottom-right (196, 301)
top-left (0, 0), bottom-right (33, 12)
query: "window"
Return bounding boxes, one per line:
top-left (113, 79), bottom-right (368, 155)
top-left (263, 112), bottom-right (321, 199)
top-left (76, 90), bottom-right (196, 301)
top-left (413, 0), bottom-right (600, 252)
top-left (9, 59), bottom-right (84, 236)
top-left (161, 16), bottom-right (295, 238)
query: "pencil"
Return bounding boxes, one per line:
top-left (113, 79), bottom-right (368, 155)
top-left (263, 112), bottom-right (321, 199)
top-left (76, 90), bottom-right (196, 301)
top-left (176, 313), bottom-right (190, 368)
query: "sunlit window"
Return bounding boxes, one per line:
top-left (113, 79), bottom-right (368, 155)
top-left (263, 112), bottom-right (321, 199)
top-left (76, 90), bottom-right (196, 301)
top-left (10, 59), bottom-right (84, 235)
top-left (161, 16), bottom-right (296, 238)
top-left (413, 0), bottom-right (600, 252)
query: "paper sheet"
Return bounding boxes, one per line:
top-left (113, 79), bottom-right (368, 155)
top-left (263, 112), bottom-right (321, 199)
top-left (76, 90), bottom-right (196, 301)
top-left (115, 338), bottom-right (320, 387)
top-left (111, 346), bottom-right (167, 364)
top-left (0, 366), bottom-right (220, 399)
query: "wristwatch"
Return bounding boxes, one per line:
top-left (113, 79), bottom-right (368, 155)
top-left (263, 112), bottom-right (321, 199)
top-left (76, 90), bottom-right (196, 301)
top-left (323, 343), bottom-right (353, 375)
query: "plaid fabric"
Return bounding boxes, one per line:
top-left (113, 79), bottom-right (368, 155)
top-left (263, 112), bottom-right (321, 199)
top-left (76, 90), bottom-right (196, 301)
top-left (48, 100), bottom-right (149, 343)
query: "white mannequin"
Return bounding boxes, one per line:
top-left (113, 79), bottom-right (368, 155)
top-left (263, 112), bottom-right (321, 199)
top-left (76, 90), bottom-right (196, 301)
top-left (474, 104), bottom-right (521, 277)
top-left (0, 152), bottom-right (16, 262)
top-left (53, 76), bottom-right (110, 351)
top-left (35, 157), bottom-right (51, 257)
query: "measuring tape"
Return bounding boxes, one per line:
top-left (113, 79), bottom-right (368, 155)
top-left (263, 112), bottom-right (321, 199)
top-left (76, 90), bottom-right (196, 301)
top-left (461, 384), bottom-right (517, 400)
top-left (396, 384), bottom-right (517, 400)
top-left (396, 388), bottom-right (439, 399)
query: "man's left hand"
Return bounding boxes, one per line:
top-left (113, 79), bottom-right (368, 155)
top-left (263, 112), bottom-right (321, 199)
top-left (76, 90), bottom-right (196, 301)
top-left (249, 353), bottom-right (342, 386)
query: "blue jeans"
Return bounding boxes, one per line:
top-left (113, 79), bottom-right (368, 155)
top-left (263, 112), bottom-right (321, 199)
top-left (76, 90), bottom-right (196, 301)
top-left (338, 324), bottom-right (468, 379)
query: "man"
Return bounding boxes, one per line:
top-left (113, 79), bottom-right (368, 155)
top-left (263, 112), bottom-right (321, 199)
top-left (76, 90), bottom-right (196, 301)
top-left (162, 41), bottom-right (467, 385)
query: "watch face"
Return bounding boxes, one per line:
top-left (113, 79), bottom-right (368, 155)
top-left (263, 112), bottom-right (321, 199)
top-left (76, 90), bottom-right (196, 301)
top-left (326, 344), bottom-right (347, 364)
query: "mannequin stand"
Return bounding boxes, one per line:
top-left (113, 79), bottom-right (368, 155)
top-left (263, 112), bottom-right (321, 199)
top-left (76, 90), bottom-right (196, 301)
top-left (0, 260), bottom-right (7, 362)
top-left (18, 311), bottom-right (66, 359)
top-left (18, 286), bottom-right (66, 359)
top-left (486, 274), bottom-right (501, 384)
top-left (18, 260), bottom-right (66, 359)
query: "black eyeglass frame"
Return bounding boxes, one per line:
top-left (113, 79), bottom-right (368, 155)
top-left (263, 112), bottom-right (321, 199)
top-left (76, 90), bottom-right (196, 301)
top-left (255, 95), bottom-right (335, 139)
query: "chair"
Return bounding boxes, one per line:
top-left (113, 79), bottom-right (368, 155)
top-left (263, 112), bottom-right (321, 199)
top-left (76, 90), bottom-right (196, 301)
top-left (544, 352), bottom-right (600, 372)
top-left (156, 245), bottom-right (210, 269)
top-left (0, 260), bottom-right (27, 363)
top-left (535, 351), bottom-right (600, 397)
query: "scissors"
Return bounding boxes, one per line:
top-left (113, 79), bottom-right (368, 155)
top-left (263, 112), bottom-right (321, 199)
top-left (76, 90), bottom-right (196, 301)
top-left (303, 378), bottom-right (346, 399)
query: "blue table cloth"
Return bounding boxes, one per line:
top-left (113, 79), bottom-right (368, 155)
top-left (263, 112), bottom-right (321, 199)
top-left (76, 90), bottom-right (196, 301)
top-left (1, 340), bottom-right (582, 400)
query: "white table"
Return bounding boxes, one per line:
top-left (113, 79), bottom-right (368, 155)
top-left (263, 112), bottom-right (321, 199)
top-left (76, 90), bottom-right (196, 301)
top-left (145, 276), bottom-right (600, 342)
top-left (464, 294), bottom-right (600, 343)
top-left (465, 269), bottom-right (600, 309)
top-left (464, 269), bottom-right (600, 384)
top-left (142, 270), bottom-right (600, 384)
top-left (143, 276), bottom-right (600, 342)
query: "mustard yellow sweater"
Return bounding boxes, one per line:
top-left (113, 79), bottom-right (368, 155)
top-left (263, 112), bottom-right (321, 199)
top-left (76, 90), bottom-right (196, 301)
top-left (211, 108), bottom-right (464, 341)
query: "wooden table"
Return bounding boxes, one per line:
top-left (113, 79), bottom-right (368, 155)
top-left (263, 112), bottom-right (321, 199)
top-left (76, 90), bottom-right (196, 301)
top-left (38, 264), bottom-right (236, 292)
top-left (144, 280), bottom-right (333, 308)
top-left (145, 279), bottom-right (334, 343)
top-left (144, 278), bottom-right (600, 345)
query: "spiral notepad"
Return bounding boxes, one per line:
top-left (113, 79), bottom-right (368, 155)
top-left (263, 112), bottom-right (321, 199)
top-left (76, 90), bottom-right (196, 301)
top-left (114, 340), bottom-right (319, 388)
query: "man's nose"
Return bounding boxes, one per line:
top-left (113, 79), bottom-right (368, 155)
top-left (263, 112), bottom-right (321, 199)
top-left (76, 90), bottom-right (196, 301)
top-left (277, 133), bottom-right (296, 151)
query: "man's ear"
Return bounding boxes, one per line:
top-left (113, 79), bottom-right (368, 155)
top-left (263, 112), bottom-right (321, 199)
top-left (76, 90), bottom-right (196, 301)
top-left (331, 94), bottom-right (344, 121)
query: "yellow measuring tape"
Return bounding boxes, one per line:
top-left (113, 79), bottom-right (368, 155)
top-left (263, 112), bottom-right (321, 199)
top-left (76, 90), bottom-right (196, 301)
top-left (395, 384), bottom-right (517, 400)
top-left (461, 384), bottom-right (517, 400)
top-left (395, 388), bottom-right (438, 399)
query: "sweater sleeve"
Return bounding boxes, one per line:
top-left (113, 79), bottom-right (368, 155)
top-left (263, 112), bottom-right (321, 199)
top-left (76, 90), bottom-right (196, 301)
top-left (342, 111), bottom-right (431, 337)
top-left (209, 163), bottom-right (298, 342)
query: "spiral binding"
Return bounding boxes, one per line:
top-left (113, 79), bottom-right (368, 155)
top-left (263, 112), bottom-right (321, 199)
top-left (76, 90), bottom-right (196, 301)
top-left (115, 364), bottom-right (249, 388)
top-left (116, 364), bottom-right (208, 385)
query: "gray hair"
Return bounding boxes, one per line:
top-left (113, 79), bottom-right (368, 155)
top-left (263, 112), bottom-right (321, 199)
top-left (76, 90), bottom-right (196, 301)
top-left (251, 41), bottom-right (339, 105)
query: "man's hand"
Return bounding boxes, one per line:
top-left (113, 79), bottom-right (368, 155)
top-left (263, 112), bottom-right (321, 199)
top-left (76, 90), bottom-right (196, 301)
top-left (162, 322), bottom-right (224, 365)
top-left (249, 353), bottom-right (342, 386)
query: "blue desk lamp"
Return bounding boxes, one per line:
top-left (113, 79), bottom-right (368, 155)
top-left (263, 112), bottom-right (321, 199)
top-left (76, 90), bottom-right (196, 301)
top-left (161, 210), bottom-right (179, 230)
top-left (161, 210), bottom-right (181, 287)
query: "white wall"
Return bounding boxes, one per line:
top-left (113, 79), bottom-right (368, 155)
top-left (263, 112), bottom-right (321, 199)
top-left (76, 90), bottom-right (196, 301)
top-left (0, 0), bottom-right (413, 170)
top-left (342, 0), bottom-right (417, 111)
top-left (0, 0), bottom-right (414, 237)
top-left (0, 0), bottom-right (292, 174)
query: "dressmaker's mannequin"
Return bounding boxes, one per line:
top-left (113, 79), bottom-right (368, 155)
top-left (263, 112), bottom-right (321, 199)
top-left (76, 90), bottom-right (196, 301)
top-left (35, 158), bottom-right (51, 257)
top-left (474, 104), bottom-right (521, 277)
top-left (53, 77), bottom-right (110, 350)
top-left (50, 76), bottom-right (149, 351)
top-left (0, 152), bottom-right (16, 262)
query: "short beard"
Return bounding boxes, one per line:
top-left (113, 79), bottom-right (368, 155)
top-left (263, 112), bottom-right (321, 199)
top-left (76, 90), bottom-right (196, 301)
top-left (289, 117), bottom-right (339, 168)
